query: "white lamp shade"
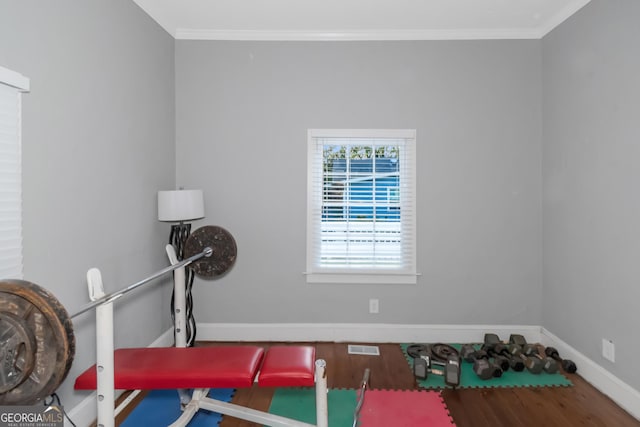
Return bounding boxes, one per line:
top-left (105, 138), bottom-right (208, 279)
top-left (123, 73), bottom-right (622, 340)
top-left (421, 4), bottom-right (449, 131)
top-left (158, 189), bottom-right (205, 222)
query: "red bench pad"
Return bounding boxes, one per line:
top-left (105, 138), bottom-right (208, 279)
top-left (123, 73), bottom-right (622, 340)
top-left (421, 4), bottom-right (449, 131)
top-left (258, 346), bottom-right (316, 387)
top-left (75, 346), bottom-right (264, 390)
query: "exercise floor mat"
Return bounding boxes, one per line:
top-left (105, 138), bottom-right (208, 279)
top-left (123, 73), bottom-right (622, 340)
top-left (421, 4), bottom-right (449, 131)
top-left (121, 388), bottom-right (234, 427)
top-left (359, 389), bottom-right (455, 427)
top-left (268, 388), bottom-right (356, 427)
top-left (269, 388), bottom-right (454, 427)
top-left (401, 343), bottom-right (573, 390)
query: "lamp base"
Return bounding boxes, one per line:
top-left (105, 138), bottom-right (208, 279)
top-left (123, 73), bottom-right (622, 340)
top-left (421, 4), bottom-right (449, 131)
top-left (168, 222), bottom-right (197, 346)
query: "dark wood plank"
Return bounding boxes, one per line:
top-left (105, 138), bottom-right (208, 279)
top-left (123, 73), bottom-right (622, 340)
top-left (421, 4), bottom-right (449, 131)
top-left (112, 341), bottom-right (639, 427)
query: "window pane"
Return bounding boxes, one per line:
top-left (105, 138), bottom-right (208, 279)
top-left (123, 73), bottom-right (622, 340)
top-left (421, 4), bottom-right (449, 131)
top-left (308, 130), bottom-right (416, 283)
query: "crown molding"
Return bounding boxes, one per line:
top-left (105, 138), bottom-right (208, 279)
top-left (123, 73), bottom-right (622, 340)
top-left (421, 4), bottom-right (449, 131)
top-left (141, 0), bottom-right (592, 41)
top-left (175, 28), bottom-right (545, 41)
top-left (538, 0), bottom-right (591, 37)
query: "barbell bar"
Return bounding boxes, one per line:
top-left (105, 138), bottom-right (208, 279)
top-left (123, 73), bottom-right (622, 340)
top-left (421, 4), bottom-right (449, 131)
top-left (0, 225), bottom-right (237, 405)
top-left (70, 246), bottom-right (212, 319)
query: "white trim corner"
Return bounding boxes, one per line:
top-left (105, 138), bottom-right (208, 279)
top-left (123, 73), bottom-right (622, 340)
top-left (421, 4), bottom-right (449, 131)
top-left (0, 66), bottom-right (30, 91)
top-left (541, 328), bottom-right (640, 421)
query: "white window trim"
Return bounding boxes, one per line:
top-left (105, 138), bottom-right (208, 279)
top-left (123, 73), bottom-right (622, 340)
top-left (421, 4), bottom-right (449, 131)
top-left (0, 66), bottom-right (30, 91)
top-left (306, 129), bottom-right (417, 284)
top-left (0, 66), bottom-right (29, 280)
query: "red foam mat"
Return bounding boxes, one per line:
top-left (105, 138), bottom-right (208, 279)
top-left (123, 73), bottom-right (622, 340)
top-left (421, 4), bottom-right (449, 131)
top-left (359, 389), bottom-right (455, 427)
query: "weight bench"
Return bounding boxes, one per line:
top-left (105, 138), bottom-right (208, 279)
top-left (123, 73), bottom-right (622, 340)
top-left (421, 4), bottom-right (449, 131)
top-left (74, 252), bottom-right (328, 427)
top-left (75, 345), bottom-right (326, 427)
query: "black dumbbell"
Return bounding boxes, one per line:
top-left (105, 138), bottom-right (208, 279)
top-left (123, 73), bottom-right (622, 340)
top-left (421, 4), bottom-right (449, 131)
top-left (460, 344), bottom-right (502, 380)
top-left (491, 343), bottom-right (525, 372)
top-left (508, 344), bottom-right (543, 374)
top-left (413, 357), bottom-right (429, 379)
top-left (522, 344), bottom-right (558, 374)
top-left (434, 354), bottom-right (461, 388)
top-left (510, 335), bottom-right (559, 374)
top-left (510, 334), bottom-right (537, 356)
top-left (481, 344), bottom-right (510, 372)
top-left (407, 344), bottom-right (431, 380)
top-left (483, 334), bottom-right (524, 372)
top-left (407, 344), bottom-right (461, 387)
top-left (545, 347), bottom-right (577, 373)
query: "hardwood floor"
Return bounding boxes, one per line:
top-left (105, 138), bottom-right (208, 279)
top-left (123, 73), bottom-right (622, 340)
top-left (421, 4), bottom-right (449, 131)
top-left (116, 341), bottom-right (639, 426)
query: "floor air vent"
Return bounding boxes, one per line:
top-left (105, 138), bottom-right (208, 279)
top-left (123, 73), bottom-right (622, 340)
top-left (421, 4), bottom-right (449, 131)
top-left (348, 345), bottom-right (380, 356)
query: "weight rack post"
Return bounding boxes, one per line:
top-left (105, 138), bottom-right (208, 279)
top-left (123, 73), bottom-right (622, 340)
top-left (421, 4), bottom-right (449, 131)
top-left (87, 268), bottom-right (115, 427)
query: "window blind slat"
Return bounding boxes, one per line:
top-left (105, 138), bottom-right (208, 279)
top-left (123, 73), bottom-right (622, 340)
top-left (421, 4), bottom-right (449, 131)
top-left (307, 129), bottom-right (416, 283)
top-left (0, 81), bottom-right (23, 279)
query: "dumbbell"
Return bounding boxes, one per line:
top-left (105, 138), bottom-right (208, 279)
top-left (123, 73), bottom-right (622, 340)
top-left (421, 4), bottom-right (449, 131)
top-left (408, 344), bottom-right (461, 387)
top-left (545, 346), bottom-right (577, 373)
top-left (508, 344), bottom-right (544, 374)
top-left (481, 343), bottom-right (510, 372)
top-left (437, 353), bottom-right (461, 388)
top-left (510, 334), bottom-right (558, 374)
top-left (407, 344), bottom-right (431, 380)
top-left (490, 343), bottom-right (525, 372)
top-left (523, 344), bottom-right (558, 374)
top-left (460, 344), bottom-right (503, 380)
top-left (429, 343), bottom-right (462, 388)
top-left (509, 334), bottom-right (538, 356)
top-left (483, 334), bottom-right (525, 372)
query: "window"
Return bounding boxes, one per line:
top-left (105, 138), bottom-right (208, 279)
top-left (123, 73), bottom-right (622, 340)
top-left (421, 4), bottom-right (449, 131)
top-left (306, 129), bottom-right (416, 284)
top-left (0, 66), bottom-right (29, 279)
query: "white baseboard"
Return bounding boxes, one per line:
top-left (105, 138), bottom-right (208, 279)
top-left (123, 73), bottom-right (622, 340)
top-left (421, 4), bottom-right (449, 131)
top-left (541, 328), bottom-right (640, 421)
top-left (198, 322), bottom-right (638, 421)
top-left (196, 322), bottom-right (542, 344)
top-left (65, 394), bottom-right (96, 427)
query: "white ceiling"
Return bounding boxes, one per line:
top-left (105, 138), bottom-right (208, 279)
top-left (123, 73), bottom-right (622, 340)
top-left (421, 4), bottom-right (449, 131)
top-left (131, 0), bottom-right (591, 41)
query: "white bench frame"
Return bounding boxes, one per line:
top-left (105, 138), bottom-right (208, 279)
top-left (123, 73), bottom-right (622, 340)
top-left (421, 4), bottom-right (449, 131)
top-left (86, 244), bottom-right (328, 427)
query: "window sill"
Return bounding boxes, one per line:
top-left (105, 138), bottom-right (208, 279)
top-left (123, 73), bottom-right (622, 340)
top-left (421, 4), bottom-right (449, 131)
top-left (305, 272), bottom-right (417, 285)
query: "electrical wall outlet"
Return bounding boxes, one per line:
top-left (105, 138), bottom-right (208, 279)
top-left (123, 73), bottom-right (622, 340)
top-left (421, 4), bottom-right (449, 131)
top-left (369, 298), bottom-right (379, 314)
top-left (602, 338), bottom-right (615, 363)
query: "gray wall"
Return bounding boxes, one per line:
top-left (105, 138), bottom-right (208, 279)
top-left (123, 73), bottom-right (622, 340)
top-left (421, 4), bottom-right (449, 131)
top-left (0, 0), bottom-right (175, 408)
top-left (176, 40), bottom-right (543, 325)
top-left (542, 0), bottom-right (640, 391)
top-left (7, 0), bottom-right (636, 411)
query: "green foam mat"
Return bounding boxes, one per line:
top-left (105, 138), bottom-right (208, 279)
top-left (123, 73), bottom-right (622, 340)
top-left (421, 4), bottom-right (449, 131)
top-left (268, 388), bottom-right (356, 427)
top-left (401, 343), bottom-right (573, 389)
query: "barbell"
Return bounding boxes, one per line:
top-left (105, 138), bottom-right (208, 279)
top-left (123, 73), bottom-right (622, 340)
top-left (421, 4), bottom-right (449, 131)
top-left (0, 225), bottom-right (236, 405)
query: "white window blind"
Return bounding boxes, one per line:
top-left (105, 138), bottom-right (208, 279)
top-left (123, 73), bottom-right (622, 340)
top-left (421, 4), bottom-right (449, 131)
top-left (0, 66), bottom-right (29, 279)
top-left (307, 129), bottom-right (417, 284)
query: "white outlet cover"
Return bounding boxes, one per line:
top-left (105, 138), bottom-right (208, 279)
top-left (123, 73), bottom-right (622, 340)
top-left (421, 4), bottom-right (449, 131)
top-left (602, 339), bottom-right (615, 362)
top-left (369, 299), bottom-right (379, 313)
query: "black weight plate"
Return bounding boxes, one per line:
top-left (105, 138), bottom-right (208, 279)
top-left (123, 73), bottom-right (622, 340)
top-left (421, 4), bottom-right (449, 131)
top-left (431, 343), bottom-right (460, 362)
top-left (406, 344), bottom-right (429, 359)
top-left (184, 226), bottom-right (237, 278)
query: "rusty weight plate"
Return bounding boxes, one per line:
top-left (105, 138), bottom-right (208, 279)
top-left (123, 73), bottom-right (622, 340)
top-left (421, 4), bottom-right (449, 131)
top-left (0, 311), bottom-right (37, 393)
top-left (0, 280), bottom-right (75, 405)
top-left (183, 225), bottom-right (237, 278)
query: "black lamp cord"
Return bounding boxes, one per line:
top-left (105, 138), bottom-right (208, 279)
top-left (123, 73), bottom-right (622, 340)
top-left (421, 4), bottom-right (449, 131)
top-left (170, 268), bottom-right (197, 346)
top-left (44, 393), bottom-right (77, 427)
top-left (169, 222), bottom-right (197, 347)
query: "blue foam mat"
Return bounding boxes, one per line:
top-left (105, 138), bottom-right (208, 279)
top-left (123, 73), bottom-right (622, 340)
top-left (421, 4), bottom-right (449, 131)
top-left (121, 388), bottom-right (235, 426)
